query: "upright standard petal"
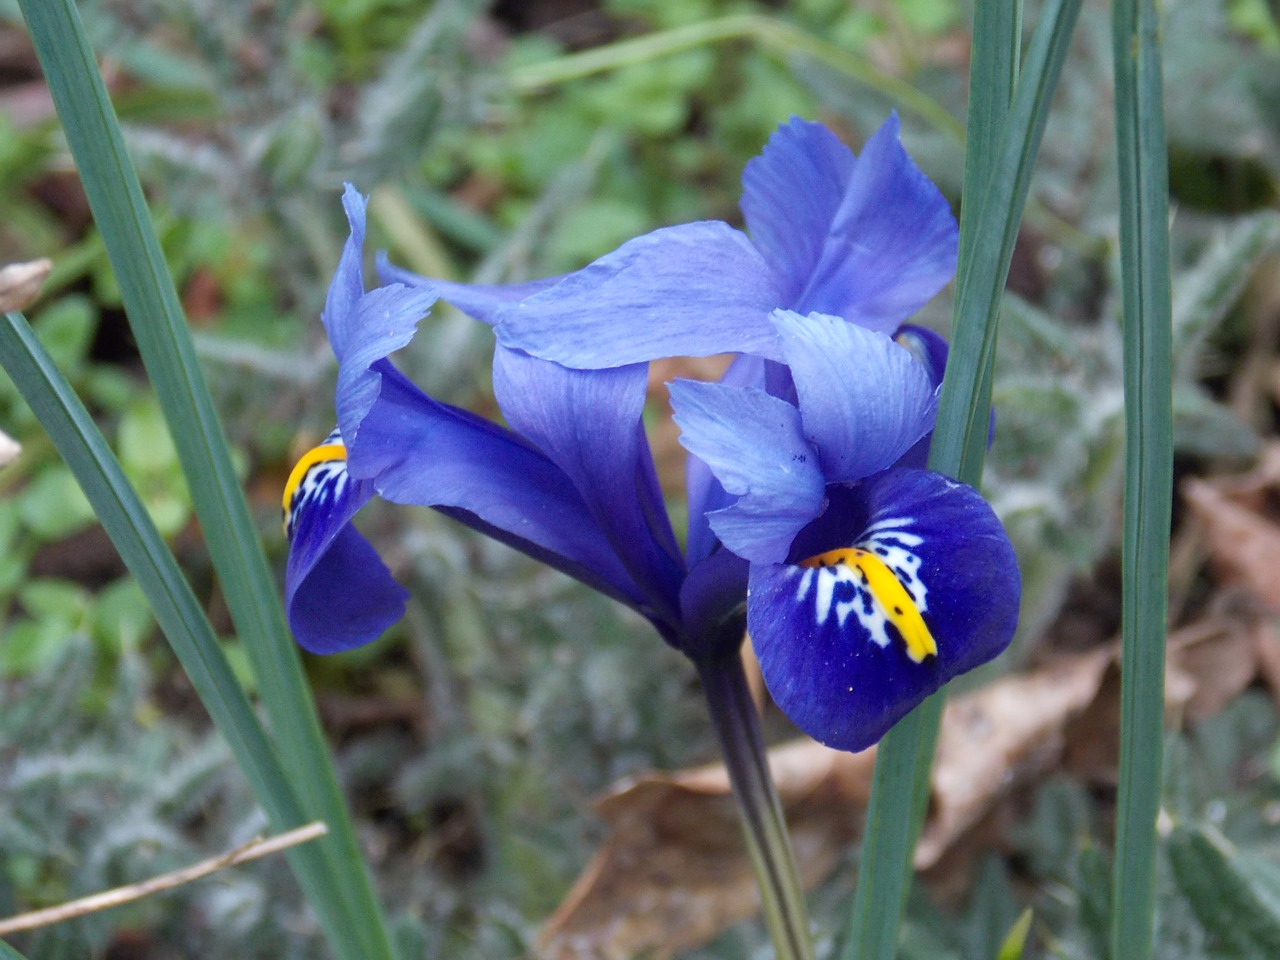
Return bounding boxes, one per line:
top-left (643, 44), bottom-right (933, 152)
top-left (772, 311), bottom-right (937, 482)
top-left (284, 431), bottom-right (409, 654)
top-left (492, 346), bottom-right (685, 626)
top-left (322, 187), bottom-right (437, 450)
top-left (321, 185), bottom-right (369, 354)
top-left (350, 360), bottom-right (656, 619)
top-left (748, 469), bottom-right (1020, 751)
top-left (332, 282), bottom-right (437, 453)
top-left (740, 117), bottom-right (855, 303)
top-left (684, 353), bottom-right (770, 566)
top-left (494, 222), bottom-right (786, 367)
top-left (795, 115), bottom-right (958, 333)
top-left (669, 379), bottom-right (825, 564)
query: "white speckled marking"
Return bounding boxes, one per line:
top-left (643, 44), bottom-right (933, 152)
top-left (791, 516), bottom-right (929, 651)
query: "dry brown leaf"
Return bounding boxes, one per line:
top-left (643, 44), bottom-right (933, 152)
top-left (1252, 617), bottom-right (1280, 702)
top-left (538, 652), bottom-right (1109, 960)
top-left (1168, 610), bottom-right (1268, 721)
top-left (540, 603), bottom-right (1280, 960)
top-left (917, 649), bottom-right (1110, 867)
top-left (540, 738), bottom-right (874, 960)
top-left (1184, 444), bottom-right (1280, 610)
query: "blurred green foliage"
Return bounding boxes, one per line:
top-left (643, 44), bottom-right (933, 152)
top-left (3, 0), bottom-right (1280, 956)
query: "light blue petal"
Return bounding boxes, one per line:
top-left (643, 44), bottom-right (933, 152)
top-left (795, 115), bottom-right (959, 333)
top-left (321, 185), bottom-right (369, 355)
top-left (685, 353), bottom-right (768, 565)
top-left (773, 310), bottom-right (937, 483)
top-left (740, 117), bottom-right (855, 303)
top-left (333, 282), bottom-right (438, 453)
top-left (495, 222), bottom-right (786, 367)
top-left (322, 187), bottom-right (438, 450)
top-left (669, 379), bottom-right (825, 563)
top-left (493, 346), bottom-right (685, 626)
top-left (377, 251), bottom-right (564, 326)
top-left (892, 324), bottom-right (951, 468)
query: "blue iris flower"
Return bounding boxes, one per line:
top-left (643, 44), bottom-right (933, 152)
top-left (286, 187), bottom-right (691, 656)
top-left (667, 310), bottom-right (1019, 750)
top-left (285, 115), bottom-right (1020, 752)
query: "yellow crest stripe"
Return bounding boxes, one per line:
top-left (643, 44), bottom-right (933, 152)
top-left (800, 547), bottom-right (937, 663)
top-left (282, 443), bottom-right (347, 515)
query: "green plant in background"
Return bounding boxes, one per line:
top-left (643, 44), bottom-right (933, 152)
top-left (4, 0), bottom-right (1280, 958)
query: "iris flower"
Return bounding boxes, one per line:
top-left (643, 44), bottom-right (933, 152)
top-left (667, 310), bottom-right (1018, 749)
top-left (285, 187), bottom-right (692, 658)
top-left (285, 116), bottom-right (1020, 752)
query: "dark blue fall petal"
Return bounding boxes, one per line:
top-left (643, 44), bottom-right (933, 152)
top-left (739, 117), bottom-right (855, 304)
top-left (893, 324), bottom-right (950, 388)
top-left (492, 345), bottom-right (685, 626)
top-left (350, 360), bottom-right (655, 617)
top-left (891, 324), bottom-right (998, 470)
top-left (669, 378), bottom-right (826, 564)
top-left (794, 115), bottom-right (958, 333)
top-left (892, 324), bottom-right (951, 469)
top-left (494, 222), bottom-right (786, 367)
top-left (772, 311), bottom-right (937, 483)
top-left (284, 434), bottom-right (408, 654)
top-left (679, 547), bottom-right (750, 657)
top-left (749, 468), bottom-right (1019, 751)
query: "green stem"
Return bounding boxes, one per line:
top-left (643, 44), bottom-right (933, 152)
top-left (842, 693), bottom-right (943, 960)
top-left (697, 652), bottom-right (814, 960)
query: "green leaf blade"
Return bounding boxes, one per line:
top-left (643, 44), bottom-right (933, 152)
top-left (1109, 0), bottom-right (1175, 957)
top-left (843, 3), bottom-right (1084, 958)
top-left (15, 2), bottom-right (396, 958)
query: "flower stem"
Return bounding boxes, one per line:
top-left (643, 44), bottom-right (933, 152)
top-left (697, 652), bottom-right (815, 960)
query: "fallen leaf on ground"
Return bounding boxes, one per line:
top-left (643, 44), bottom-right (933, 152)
top-left (917, 649), bottom-right (1110, 867)
top-left (538, 651), bottom-right (1109, 960)
top-left (1184, 443), bottom-right (1280, 610)
top-left (541, 592), bottom-right (1280, 960)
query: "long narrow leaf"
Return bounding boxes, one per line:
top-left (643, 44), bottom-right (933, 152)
top-left (1110, 0), bottom-right (1174, 956)
top-left (0, 310), bottom-right (346, 950)
top-left (843, 2), bottom-right (1082, 958)
top-left (16, 3), bottom-right (395, 959)
top-left (0, 938), bottom-right (29, 960)
top-left (939, 0), bottom-right (1084, 477)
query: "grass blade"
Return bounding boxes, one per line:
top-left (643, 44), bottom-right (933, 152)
top-left (1109, 0), bottom-right (1174, 956)
top-left (938, 0), bottom-right (1084, 478)
top-left (0, 310), bottom-right (347, 950)
top-left (0, 939), bottom-right (29, 960)
top-left (842, 2), bottom-right (1083, 957)
top-left (16, 3), bottom-right (395, 958)
top-left (509, 13), bottom-right (964, 142)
